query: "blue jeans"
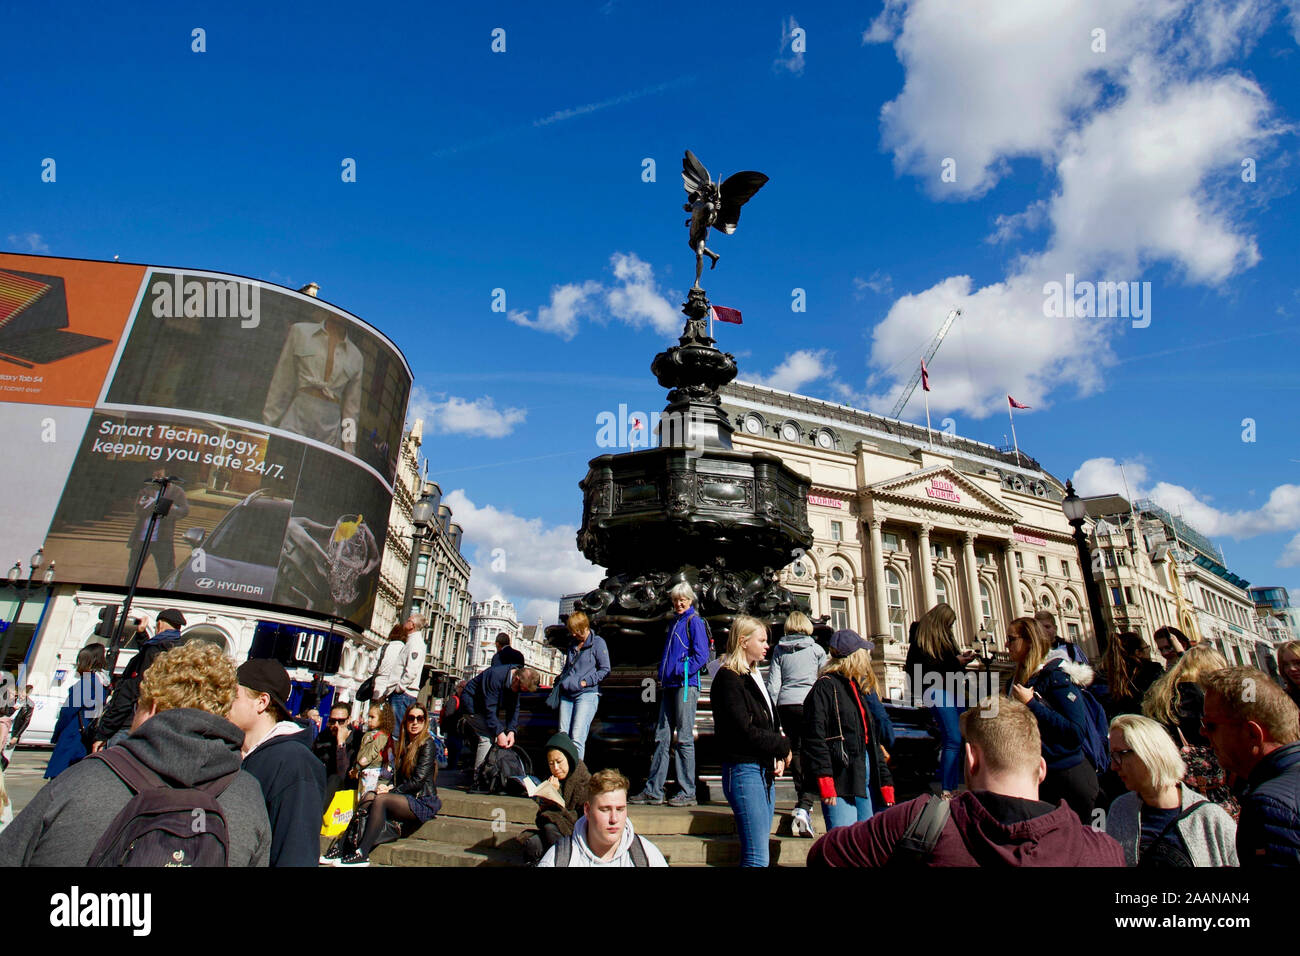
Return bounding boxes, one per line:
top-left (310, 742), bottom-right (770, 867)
top-left (644, 684), bottom-right (698, 799)
top-left (558, 692), bottom-right (599, 760)
top-left (821, 753), bottom-right (876, 830)
top-left (933, 692), bottom-right (965, 791)
top-left (387, 692), bottom-right (415, 728)
top-left (722, 762), bottom-right (774, 867)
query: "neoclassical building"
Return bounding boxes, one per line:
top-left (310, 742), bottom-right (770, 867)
top-left (719, 381), bottom-right (1094, 699)
top-left (468, 595), bottom-right (563, 680)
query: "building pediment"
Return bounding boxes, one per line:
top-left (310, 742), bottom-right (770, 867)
top-left (864, 466), bottom-right (1021, 523)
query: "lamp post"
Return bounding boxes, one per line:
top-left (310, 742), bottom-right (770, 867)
top-left (0, 549), bottom-right (55, 671)
top-left (1062, 480), bottom-right (1110, 656)
top-left (401, 482), bottom-right (440, 623)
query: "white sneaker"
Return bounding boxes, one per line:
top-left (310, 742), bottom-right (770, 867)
top-left (792, 807), bottom-right (815, 838)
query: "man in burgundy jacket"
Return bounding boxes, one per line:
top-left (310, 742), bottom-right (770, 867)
top-left (808, 697), bottom-right (1123, 867)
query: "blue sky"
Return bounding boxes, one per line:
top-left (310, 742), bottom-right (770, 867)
top-left (4, 1), bottom-right (1300, 624)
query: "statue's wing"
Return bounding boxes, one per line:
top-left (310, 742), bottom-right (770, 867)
top-left (714, 171), bottom-right (769, 234)
top-left (682, 150), bottom-right (711, 196)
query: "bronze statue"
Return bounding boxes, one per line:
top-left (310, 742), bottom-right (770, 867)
top-left (682, 150), bottom-right (768, 289)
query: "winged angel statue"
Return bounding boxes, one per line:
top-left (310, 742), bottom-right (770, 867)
top-left (681, 150), bottom-right (768, 289)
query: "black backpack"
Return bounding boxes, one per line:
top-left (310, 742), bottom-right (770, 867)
top-left (474, 743), bottom-right (532, 794)
top-left (888, 794), bottom-right (952, 866)
top-left (86, 748), bottom-right (238, 867)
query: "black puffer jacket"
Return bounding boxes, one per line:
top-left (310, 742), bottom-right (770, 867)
top-left (801, 673), bottom-right (896, 810)
top-left (710, 667), bottom-right (790, 783)
top-left (1238, 741), bottom-right (1300, 867)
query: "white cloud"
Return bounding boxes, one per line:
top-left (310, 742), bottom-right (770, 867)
top-left (1072, 457), bottom-right (1300, 565)
top-left (408, 386), bottom-right (527, 439)
top-left (853, 270), bottom-right (893, 297)
top-left (855, 0), bottom-right (1284, 418)
top-left (752, 349), bottom-right (837, 393)
top-left (774, 16), bottom-right (805, 74)
top-left (6, 233), bottom-right (49, 253)
top-left (442, 489), bottom-right (603, 615)
top-left (507, 253), bottom-right (680, 340)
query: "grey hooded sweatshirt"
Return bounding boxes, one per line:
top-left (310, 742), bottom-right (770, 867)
top-left (0, 707), bottom-right (271, 866)
top-left (767, 635), bottom-right (828, 707)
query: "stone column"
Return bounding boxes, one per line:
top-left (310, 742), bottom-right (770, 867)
top-left (917, 523), bottom-right (937, 612)
top-left (869, 518), bottom-right (890, 639)
top-left (963, 531), bottom-right (983, 642)
top-left (1004, 540), bottom-right (1023, 619)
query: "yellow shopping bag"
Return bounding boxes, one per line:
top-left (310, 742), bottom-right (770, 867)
top-left (321, 789), bottom-right (355, 837)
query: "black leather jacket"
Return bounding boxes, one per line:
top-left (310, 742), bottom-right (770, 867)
top-left (392, 738), bottom-right (438, 800)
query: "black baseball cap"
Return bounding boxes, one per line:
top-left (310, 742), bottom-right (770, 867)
top-left (236, 659), bottom-right (291, 715)
top-left (157, 608), bottom-right (187, 628)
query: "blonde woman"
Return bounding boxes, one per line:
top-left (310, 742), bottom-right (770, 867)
top-left (711, 615), bottom-right (791, 867)
top-left (1007, 616), bottom-right (1099, 823)
top-left (801, 630), bottom-right (896, 831)
top-left (905, 603), bottom-right (975, 794)
top-left (1104, 714), bottom-right (1238, 866)
top-left (1142, 643), bottom-right (1236, 815)
top-left (766, 610), bottom-right (827, 836)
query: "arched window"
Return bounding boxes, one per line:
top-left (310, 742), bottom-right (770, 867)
top-left (181, 624), bottom-right (229, 654)
top-left (933, 574), bottom-right (949, 607)
top-left (886, 569), bottom-right (906, 643)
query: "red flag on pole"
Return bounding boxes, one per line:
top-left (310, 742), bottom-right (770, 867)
top-left (710, 305), bottom-right (743, 325)
top-left (921, 359), bottom-right (930, 392)
top-left (1008, 395), bottom-right (1031, 409)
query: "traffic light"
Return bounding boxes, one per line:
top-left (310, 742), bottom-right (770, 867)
top-left (95, 606), bottom-right (118, 640)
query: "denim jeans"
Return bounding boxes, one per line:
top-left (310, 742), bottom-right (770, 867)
top-left (644, 684), bottom-right (698, 799)
top-left (558, 692), bottom-right (599, 760)
top-left (387, 692), bottom-right (415, 728)
top-left (933, 694), bottom-right (964, 792)
top-left (821, 753), bottom-right (875, 831)
top-left (721, 762), bottom-right (774, 867)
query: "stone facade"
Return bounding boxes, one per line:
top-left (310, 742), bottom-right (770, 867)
top-left (720, 381), bottom-right (1093, 701)
top-left (468, 595), bottom-right (563, 681)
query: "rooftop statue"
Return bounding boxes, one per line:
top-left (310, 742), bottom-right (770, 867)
top-left (681, 150), bottom-right (768, 290)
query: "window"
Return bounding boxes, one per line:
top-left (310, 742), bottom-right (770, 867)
top-left (831, 566), bottom-right (846, 584)
top-left (792, 560), bottom-right (806, 578)
top-left (887, 570), bottom-right (906, 643)
top-left (1038, 556), bottom-right (1048, 574)
top-left (1111, 587), bottom-right (1124, 606)
top-left (1015, 552), bottom-right (1023, 569)
top-left (883, 532), bottom-right (900, 551)
top-left (1067, 623), bottom-right (1081, 641)
top-left (432, 570), bottom-right (444, 604)
top-left (831, 520), bottom-right (843, 542)
top-left (1124, 586), bottom-right (1134, 604)
top-left (1103, 551), bottom-right (1115, 569)
top-left (830, 597), bottom-right (849, 630)
top-left (1064, 596), bottom-right (1075, 612)
top-left (413, 553), bottom-right (430, 589)
top-left (1061, 560), bottom-right (1071, 578)
top-left (931, 542), bottom-right (949, 560)
top-left (1117, 551), bottom-right (1128, 566)
top-left (979, 581), bottom-right (993, 624)
top-left (934, 575), bottom-right (948, 607)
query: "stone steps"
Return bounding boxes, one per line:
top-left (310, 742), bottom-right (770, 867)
top-left (329, 786), bottom-right (817, 867)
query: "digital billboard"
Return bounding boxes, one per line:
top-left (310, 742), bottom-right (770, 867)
top-left (0, 254), bottom-right (412, 629)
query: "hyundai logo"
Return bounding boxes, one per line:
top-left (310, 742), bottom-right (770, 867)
top-left (195, 577), bottom-right (216, 589)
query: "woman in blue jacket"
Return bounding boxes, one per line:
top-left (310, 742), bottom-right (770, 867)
top-left (45, 643), bottom-right (108, 779)
top-left (1008, 616), bottom-right (1100, 824)
top-left (556, 611), bottom-right (610, 760)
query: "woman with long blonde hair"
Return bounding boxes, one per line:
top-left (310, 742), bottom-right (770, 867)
top-left (711, 615), bottom-right (792, 867)
top-left (1007, 616), bottom-right (1099, 823)
top-left (905, 603), bottom-right (976, 795)
top-left (1141, 643), bottom-right (1237, 816)
top-left (802, 630), bottom-right (896, 831)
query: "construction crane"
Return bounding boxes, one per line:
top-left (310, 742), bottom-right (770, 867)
top-left (889, 308), bottom-right (961, 419)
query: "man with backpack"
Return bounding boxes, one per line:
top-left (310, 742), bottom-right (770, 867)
top-left (537, 768), bottom-right (668, 867)
top-left (0, 641), bottom-right (270, 866)
top-left (92, 609), bottom-right (185, 751)
top-left (459, 662), bottom-right (541, 774)
top-left (806, 698), bottom-right (1123, 867)
top-left (229, 659), bottom-right (327, 867)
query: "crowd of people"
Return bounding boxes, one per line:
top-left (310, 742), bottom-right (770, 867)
top-left (1, 589), bottom-right (1298, 870)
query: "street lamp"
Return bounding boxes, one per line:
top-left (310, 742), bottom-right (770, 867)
top-left (401, 482), bottom-right (441, 622)
top-left (1062, 480), bottom-right (1110, 656)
